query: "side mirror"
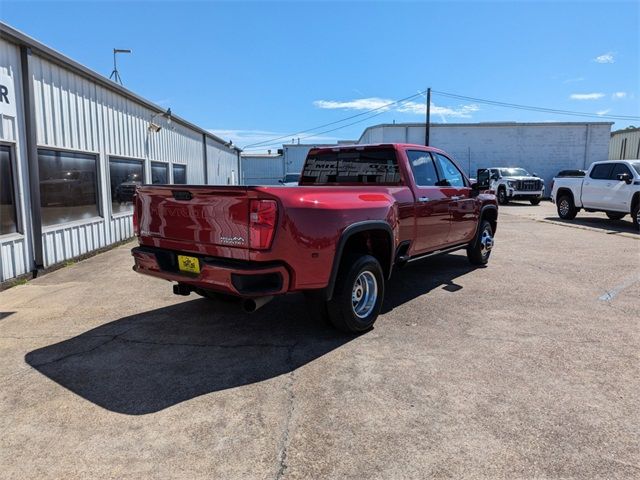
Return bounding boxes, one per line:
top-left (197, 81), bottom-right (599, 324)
top-left (278, 179), bottom-right (284, 184)
top-left (617, 173), bottom-right (632, 184)
top-left (532, 172), bottom-right (539, 177)
top-left (475, 169), bottom-right (491, 189)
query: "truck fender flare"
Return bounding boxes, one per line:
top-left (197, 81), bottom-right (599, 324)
top-left (469, 204), bottom-right (499, 241)
top-left (555, 187), bottom-right (575, 202)
top-left (325, 221), bottom-right (394, 301)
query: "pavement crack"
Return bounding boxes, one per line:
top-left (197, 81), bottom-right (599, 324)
top-left (275, 342), bottom-right (298, 480)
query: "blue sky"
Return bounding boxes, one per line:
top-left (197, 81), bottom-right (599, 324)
top-left (3, 0), bottom-right (639, 151)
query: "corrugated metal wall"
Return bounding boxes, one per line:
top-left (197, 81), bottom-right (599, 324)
top-left (241, 154), bottom-right (283, 185)
top-left (0, 30), bottom-right (241, 281)
top-left (206, 137), bottom-right (239, 185)
top-left (609, 129), bottom-right (640, 160)
top-left (0, 38), bottom-right (32, 282)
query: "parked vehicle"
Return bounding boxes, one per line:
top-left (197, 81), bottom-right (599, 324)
top-left (278, 173), bottom-right (300, 186)
top-left (40, 170), bottom-right (96, 206)
top-left (132, 144), bottom-right (498, 332)
top-left (482, 167), bottom-right (544, 205)
top-left (551, 159), bottom-right (640, 230)
top-left (115, 173), bottom-right (143, 203)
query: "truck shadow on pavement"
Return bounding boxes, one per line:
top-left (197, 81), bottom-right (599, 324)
top-left (544, 216), bottom-right (637, 234)
top-left (25, 254), bottom-right (475, 415)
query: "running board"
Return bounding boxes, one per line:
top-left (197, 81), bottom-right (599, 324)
top-left (404, 243), bottom-right (468, 264)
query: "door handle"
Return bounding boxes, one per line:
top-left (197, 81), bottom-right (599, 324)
top-left (418, 196), bottom-right (430, 202)
top-left (451, 195), bottom-right (463, 201)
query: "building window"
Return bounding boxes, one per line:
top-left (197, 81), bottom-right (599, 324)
top-left (38, 149), bottom-right (100, 227)
top-left (109, 157), bottom-right (144, 215)
top-left (173, 164), bottom-right (187, 184)
top-left (1, 145), bottom-right (18, 235)
top-left (151, 162), bottom-right (169, 184)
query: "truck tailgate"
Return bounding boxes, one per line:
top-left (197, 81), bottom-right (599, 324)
top-left (136, 186), bottom-right (251, 248)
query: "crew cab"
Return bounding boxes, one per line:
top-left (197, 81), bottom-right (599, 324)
top-left (132, 144), bottom-right (498, 332)
top-left (551, 159), bottom-right (640, 230)
top-left (483, 167), bottom-right (545, 205)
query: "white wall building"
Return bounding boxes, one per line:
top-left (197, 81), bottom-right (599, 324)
top-left (0, 23), bottom-right (240, 283)
top-left (358, 122), bottom-right (612, 187)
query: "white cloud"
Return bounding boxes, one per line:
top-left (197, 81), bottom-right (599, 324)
top-left (612, 91), bottom-right (627, 99)
top-left (594, 52), bottom-right (615, 64)
top-left (313, 97), bottom-right (479, 118)
top-left (596, 109), bottom-right (611, 116)
top-left (209, 129), bottom-right (337, 150)
top-left (569, 93), bottom-right (605, 100)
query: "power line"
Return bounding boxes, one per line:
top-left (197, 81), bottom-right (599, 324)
top-left (433, 90), bottom-right (640, 121)
top-left (242, 88), bottom-right (640, 151)
top-left (241, 90), bottom-right (427, 149)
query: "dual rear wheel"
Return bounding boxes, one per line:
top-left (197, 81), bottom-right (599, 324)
top-left (310, 220), bottom-right (495, 333)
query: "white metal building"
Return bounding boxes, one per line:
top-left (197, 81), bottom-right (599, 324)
top-left (0, 23), bottom-right (241, 283)
top-left (609, 127), bottom-right (640, 160)
top-left (358, 122), bottom-right (612, 187)
top-left (241, 153), bottom-right (284, 185)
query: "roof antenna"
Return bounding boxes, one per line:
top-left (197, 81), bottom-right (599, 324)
top-left (109, 48), bottom-right (132, 85)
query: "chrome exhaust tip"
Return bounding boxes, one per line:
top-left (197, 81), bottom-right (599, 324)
top-left (242, 296), bottom-right (274, 313)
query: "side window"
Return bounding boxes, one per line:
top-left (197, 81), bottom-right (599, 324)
top-left (151, 162), bottom-right (169, 184)
top-left (610, 163), bottom-right (632, 179)
top-left (38, 149), bottom-right (100, 226)
top-left (407, 150), bottom-right (438, 186)
top-left (590, 164), bottom-right (613, 179)
top-left (0, 145), bottom-right (18, 235)
top-left (109, 157), bottom-right (144, 215)
top-left (433, 153), bottom-right (465, 187)
top-left (173, 164), bottom-right (187, 184)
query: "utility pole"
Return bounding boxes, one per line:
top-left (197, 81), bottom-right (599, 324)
top-left (425, 87), bottom-right (431, 146)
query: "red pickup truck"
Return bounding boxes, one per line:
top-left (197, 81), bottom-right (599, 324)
top-left (132, 144), bottom-right (497, 332)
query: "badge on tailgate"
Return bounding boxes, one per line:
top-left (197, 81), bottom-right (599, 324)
top-left (177, 255), bottom-right (200, 274)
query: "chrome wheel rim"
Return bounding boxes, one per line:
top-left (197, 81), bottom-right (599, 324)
top-left (352, 271), bottom-right (378, 319)
top-left (480, 227), bottom-right (494, 257)
top-left (559, 199), bottom-right (570, 217)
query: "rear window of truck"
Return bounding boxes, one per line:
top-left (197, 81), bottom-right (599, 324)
top-left (300, 148), bottom-right (401, 185)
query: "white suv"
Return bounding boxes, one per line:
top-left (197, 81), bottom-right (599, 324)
top-left (484, 167), bottom-right (545, 205)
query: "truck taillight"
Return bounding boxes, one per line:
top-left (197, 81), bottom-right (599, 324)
top-left (132, 194), bottom-right (140, 236)
top-left (249, 199), bottom-right (277, 250)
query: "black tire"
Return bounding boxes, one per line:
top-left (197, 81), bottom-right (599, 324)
top-left (606, 212), bottom-right (626, 220)
top-left (530, 198), bottom-right (541, 206)
top-left (557, 194), bottom-right (578, 220)
top-left (467, 220), bottom-right (494, 266)
top-left (632, 202), bottom-right (640, 231)
top-left (497, 187), bottom-right (508, 205)
top-left (327, 254), bottom-right (384, 333)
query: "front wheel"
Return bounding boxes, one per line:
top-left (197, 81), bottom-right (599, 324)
top-left (632, 203), bottom-right (640, 231)
top-left (467, 220), bottom-right (494, 265)
top-left (606, 212), bottom-right (626, 220)
top-left (497, 188), bottom-right (508, 205)
top-left (327, 254), bottom-right (384, 333)
top-left (530, 198), bottom-right (541, 206)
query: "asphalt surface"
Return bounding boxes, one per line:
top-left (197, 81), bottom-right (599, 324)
top-left (1, 201), bottom-right (638, 479)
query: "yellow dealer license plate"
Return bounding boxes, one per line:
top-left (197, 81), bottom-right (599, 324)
top-left (177, 255), bottom-right (200, 274)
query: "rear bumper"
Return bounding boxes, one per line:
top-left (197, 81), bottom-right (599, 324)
top-left (131, 246), bottom-right (290, 297)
